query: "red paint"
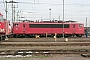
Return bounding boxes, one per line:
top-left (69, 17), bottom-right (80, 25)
top-left (13, 22), bottom-right (84, 35)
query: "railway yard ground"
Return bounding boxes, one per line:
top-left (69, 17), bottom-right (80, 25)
top-left (0, 37), bottom-right (90, 60)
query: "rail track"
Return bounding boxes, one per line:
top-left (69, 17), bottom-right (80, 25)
top-left (0, 38), bottom-right (90, 56)
top-left (0, 42), bottom-right (90, 46)
top-left (2, 37), bottom-right (90, 42)
top-left (0, 41), bottom-right (90, 56)
top-left (0, 49), bottom-right (90, 56)
top-left (0, 45), bottom-right (90, 56)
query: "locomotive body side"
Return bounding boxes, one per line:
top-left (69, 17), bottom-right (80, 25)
top-left (25, 23), bottom-right (73, 35)
top-left (12, 22), bottom-right (84, 37)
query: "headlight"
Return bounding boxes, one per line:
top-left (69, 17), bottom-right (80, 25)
top-left (2, 29), bottom-right (5, 32)
top-left (0, 28), bottom-right (5, 32)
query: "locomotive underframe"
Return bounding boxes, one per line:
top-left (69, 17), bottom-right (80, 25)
top-left (12, 33), bottom-right (83, 38)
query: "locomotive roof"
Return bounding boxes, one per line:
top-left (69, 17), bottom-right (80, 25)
top-left (13, 22), bottom-right (84, 24)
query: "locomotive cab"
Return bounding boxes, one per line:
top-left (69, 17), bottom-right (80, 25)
top-left (13, 22), bottom-right (27, 37)
top-left (73, 23), bottom-right (84, 37)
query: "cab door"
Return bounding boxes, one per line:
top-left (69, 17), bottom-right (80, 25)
top-left (23, 24), bottom-right (26, 33)
top-left (73, 24), bottom-right (75, 34)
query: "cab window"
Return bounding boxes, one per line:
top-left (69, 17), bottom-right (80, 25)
top-left (79, 24), bottom-right (83, 28)
top-left (14, 24), bottom-right (19, 27)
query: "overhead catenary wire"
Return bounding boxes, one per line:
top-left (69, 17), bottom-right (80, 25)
top-left (1, 1), bottom-right (90, 6)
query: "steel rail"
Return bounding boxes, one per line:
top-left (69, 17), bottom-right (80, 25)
top-left (0, 42), bottom-right (90, 46)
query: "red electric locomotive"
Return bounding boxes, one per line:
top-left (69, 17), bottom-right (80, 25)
top-left (0, 12), bottom-right (12, 40)
top-left (12, 20), bottom-right (84, 37)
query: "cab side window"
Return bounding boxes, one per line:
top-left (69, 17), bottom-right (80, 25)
top-left (14, 24), bottom-right (19, 27)
top-left (79, 24), bottom-right (83, 28)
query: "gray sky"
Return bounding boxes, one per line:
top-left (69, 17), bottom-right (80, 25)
top-left (0, 0), bottom-right (90, 27)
